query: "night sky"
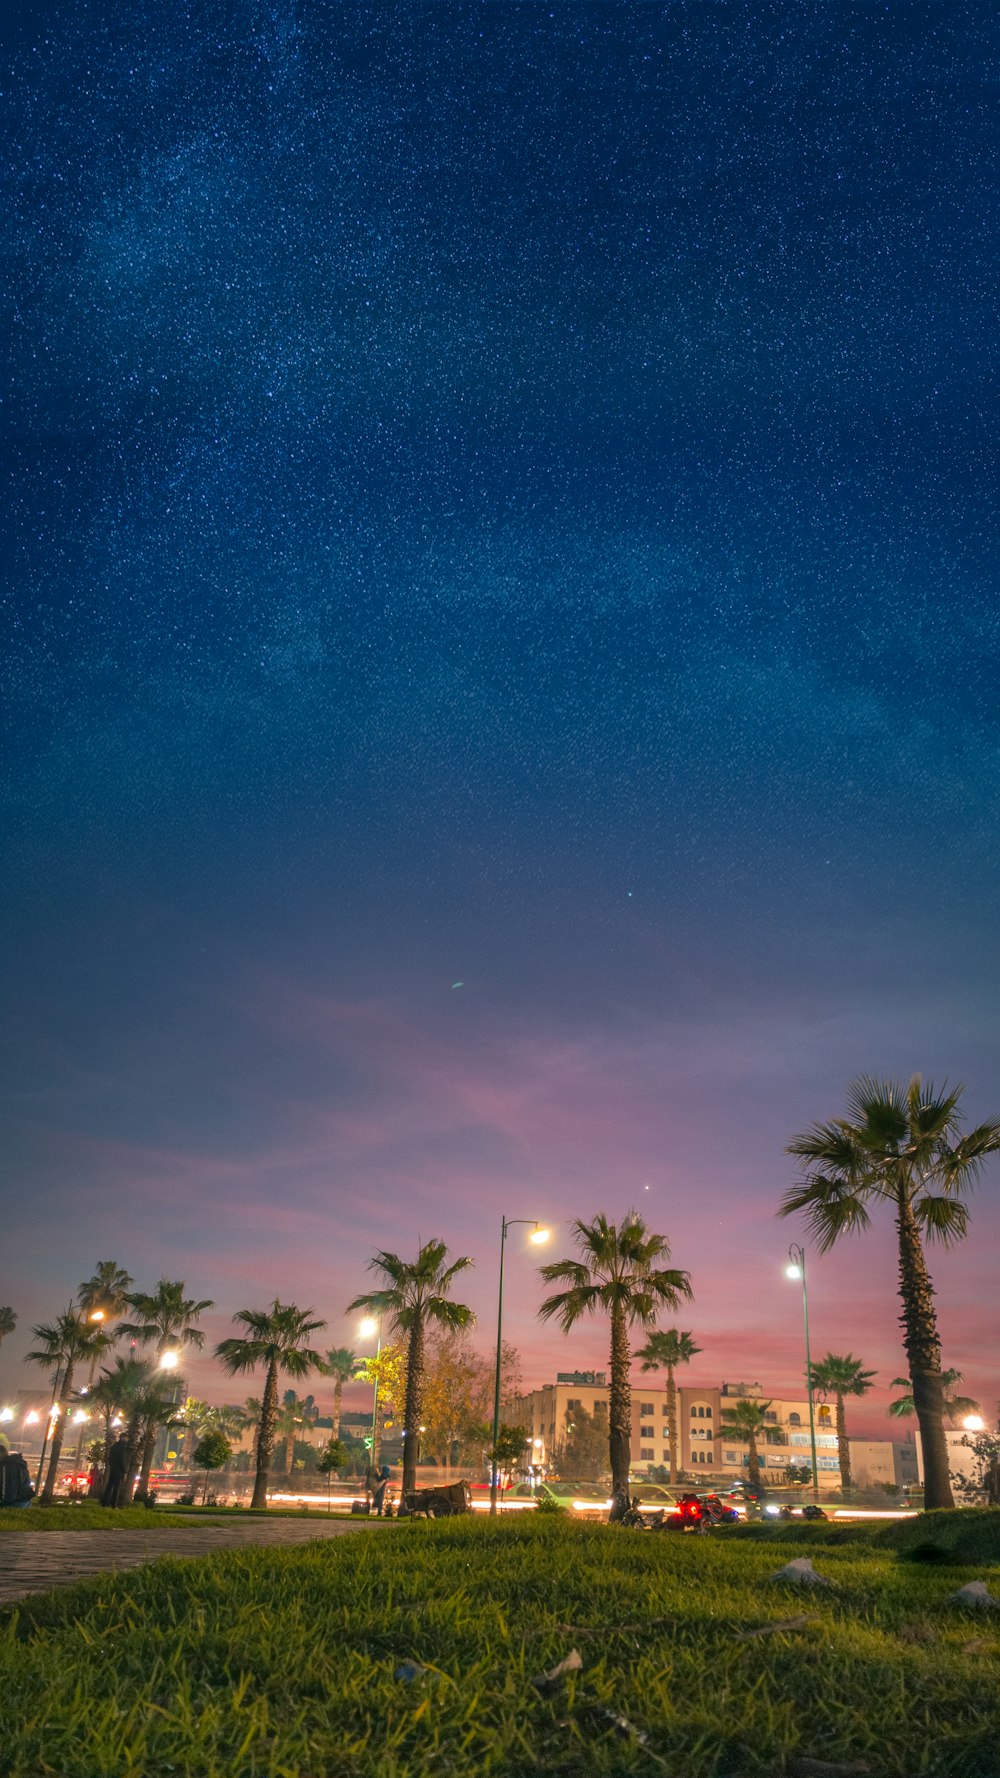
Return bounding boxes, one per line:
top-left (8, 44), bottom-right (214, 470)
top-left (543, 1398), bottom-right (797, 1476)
top-left (3, 2), bottom-right (998, 1432)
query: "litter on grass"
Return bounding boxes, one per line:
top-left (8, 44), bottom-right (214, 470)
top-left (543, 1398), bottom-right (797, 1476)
top-left (769, 1557), bottom-right (834, 1588)
top-left (530, 1648), bottom-right (583, 1690)
top-left (947, 1581), bottom-right (1000, 1611)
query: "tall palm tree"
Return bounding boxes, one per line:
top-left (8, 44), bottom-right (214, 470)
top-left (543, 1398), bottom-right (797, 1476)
top-left (78, 1261), bottom-right (134, 1324)
top-left (635, 1328), bottom-right (702, 1484)
top-left (73, 1262), bottom-right (135, 1465)
top-left (538, 1214), bottom-right (693, 1495)
top-left (347, 1241), bottom-right (474, 1504)
top-left (807, 1353), bottom-right (876, 1492)
top-left (87, 1357), bottom-right (151, 1468)
top-left (783, 1075), bottom-right (1000, 1510)
top-left (321, 1347), bottom-right (357, 1440)
top-left (25, 1313), bottom-right (110, 1502)
top-left (0, 1306), bottom-right (17, 1350)
top-left (119, 1278), bottom-right (214, 1361)
top-left (215, 1302), bottom-right (327, 1509)
top-left (119, 1280), bottom-right (214, 1496)
top-left (720, 1397), bottom-right (776, 1490)
top-left (888, 1368), bottom-right (980, 1427)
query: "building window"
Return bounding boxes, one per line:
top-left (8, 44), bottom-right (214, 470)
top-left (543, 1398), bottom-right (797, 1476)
top-left (640, 1447), bottom-right (654, 1461)
top-left (788, 1413), bottom-right (801, 1426)
top-left (567, 1399), bottom-right (580, 1411)
top-left (764, 1411), bottom-right (777, 1424)
top-left (662, 1450), bottom-right (669, 1461)
top-left (640, 1403), bottom-right (654, 1418)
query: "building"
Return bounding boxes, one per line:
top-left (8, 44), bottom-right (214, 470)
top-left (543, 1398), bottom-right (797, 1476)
top-left (512, 1375), bottom-right (909, 1492)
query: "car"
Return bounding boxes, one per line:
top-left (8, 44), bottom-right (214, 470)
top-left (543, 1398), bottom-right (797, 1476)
top-left (627, 1481), bottom-right (683, 1504)
top-left (509, 1480), bottom-right (614, 1515)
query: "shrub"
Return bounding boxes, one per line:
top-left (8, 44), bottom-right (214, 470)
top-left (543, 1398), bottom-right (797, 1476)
top-left (873, 1507), bottom-right (1000, 1565)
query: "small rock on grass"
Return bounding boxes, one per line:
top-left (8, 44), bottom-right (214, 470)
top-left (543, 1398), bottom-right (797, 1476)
top-left (768, 1558), bottom-right (834, 1588)
top-left (394, 1660), bottom-right (430, 1682)
top-left (948, 1581), bottom-right (1000, 1611)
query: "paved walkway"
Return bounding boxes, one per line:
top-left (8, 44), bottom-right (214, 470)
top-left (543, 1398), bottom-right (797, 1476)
top-left (0, 1517), bottom-right (381, 1605)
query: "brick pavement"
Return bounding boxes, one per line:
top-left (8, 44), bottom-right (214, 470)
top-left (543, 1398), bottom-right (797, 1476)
top-left (0, 1516), bottom-right (383, 1604)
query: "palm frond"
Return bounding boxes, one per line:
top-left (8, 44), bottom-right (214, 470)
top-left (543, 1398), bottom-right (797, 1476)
top-left (538, 1284), bottom-right (602, 1333)
top-left (913, 1194), bottom-right (970, 1247)
top-left (778, 1175), bottom-right (872, 1251)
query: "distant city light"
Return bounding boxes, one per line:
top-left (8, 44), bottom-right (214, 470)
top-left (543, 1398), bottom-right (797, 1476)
top-left (0, 1407), bottom-right (14, 1422)
top-left (25, 1410), bottom-right (40, 1425)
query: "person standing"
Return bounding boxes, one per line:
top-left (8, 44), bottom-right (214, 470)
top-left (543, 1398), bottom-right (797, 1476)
top-left (101, 1433), bottom-right (128, 1507)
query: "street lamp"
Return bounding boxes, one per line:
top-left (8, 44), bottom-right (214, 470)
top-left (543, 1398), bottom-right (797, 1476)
top-left (785, 1244), bottom-right (819, 1500)
top-left (159, 1348), bottom-right (180, 1371)
top-left (963, 1415), bottom-right (986, 1432)
top-left (490, 1218), bottom-right (550, 1515)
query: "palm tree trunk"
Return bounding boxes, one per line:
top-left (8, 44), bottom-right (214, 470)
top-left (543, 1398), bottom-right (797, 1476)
top-left (41, 1358), bottom-right (75, 1504)
top-left (285, 1425), bottom-right (296, 1475)
top-left (120, 1414), bottom-right (143, 1506)
top-left (835, 1392), bottom-right (852, 1492)
top-left (401, 1318), bottom-right (425, 1504)
top-left (896, 1192), bottom-right (953, 1510)
top-left (252, 1359), bottom-right (279, 1510)
top-left (332, 1378), bottom-right (343, 1441)
top-left (608, 1305), bottom-right (631, 1494)
top-left (746, 1433), bottom-right (761, 1490)
top-left (666, 1365), bottom-right (677, 1485)
top-left (138, 1424), bottom-right (157, 1496)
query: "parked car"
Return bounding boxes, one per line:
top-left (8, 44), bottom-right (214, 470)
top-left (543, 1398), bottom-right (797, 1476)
top-left (626, 1481), bottom-right (684, 1509)
top-left (509, 1480), bottom-right (614, 1515)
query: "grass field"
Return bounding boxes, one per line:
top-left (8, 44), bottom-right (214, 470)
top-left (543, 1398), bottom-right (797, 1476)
top-left (0, 1504), bottom-right (194, 1532)
top-left (2, 1515), bottom-right (999, 1777)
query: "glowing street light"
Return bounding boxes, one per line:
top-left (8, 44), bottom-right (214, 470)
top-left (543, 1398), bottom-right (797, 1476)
top-left (25, 1410), bottom-right (40, 1426)
top-left (72, 1409), bottom-right (89, 1424)
top-left (785, 1243), bottom-right (819, 1500)
top-left (490, 1219), bottom-right (550, 1515)
top-left (359, 1316), bottom-right (379, 1342)
top-left (963, 1415), bottom-right (986, 1432)
top-left (0, 1407), bottom-right (14, 1423)
top-left (159, 1348), bottom-right (180, 1371)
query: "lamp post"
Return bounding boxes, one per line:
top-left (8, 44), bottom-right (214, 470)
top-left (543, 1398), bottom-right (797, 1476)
top-left (490, 1218), bottom-right (549, 1515)
top-left (785, 1244), bottom-right (819, 1501)
top-left (359, 1316), bottom-right (381, 1490)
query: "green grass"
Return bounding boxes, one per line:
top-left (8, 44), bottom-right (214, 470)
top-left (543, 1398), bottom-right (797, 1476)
top-left (873, 1508), bottom-right (1000, 1564)
top-left (3, 1518), bottom-right (1000, 1777)
top-left (0, 1504), bottom-right (194, 1532)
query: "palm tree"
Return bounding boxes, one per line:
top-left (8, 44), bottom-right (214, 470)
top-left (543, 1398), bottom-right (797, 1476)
top-left (215, 1302), bottom-right (327, 1509)
top-left (0, 1306), bottom-right (17, 1350)
top-left (25, 1313), bottom-right (110, 1502)
top-left (72, 1262), bottom-right (135, 1465)
top-left (720, 1397), bottom-right (776, 1490)
top-left (635, 1328), bottom-right (701, 1484)
top-left (119, 1280), bottom-right (214, 1496)
top-left (889, 1368), bottom-right (981, 1427)
top-left (87, 1357), bottom-right (150, 1469)
top-left (807, 1353), bottom-right (876, 1492)
top-left (78, 1261), bottom-right (134, 1325)
top-left (321, 1347), bottom-right (357, 1440)
top-left (538, 1214), bottom-right (693, 1495)
top-left (783, 1075), bottom-right (1000, 1510)
top-left (119, 1278), bottom-right (214, 1362)
top-left (347, 1240), bottom-right (475, 1504)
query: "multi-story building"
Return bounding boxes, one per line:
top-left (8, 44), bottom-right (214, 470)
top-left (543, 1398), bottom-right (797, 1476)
top-left (513, 1375), bottom-right (910, 1492)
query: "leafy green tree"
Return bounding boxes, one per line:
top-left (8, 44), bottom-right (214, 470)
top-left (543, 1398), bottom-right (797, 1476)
top-left (215, 1302), bottom-right (327, 1509)
top-left (192, 1431), bottom-right (232, 1503)
top-left (0, 1306), bottom-right (18, 1350)
top-left (635, 1328), bottom-right (702, 1484)
top-left (784, 1075), bottom-right (1000, 1510)
top-left (720, 1397), bottom-right (778, 1490)
top-left (539, 1214), bottom-right (693, 1495)
top-left (318, 1437), bottom-right (349, 1475)
top-left (807, 1352), bottom-right (876, 1491)
top-left (888, 1368), bottom-right (980, 1426)
top-left (25, 1313), bottom-right (110, 1502)
top-left (321, 1348), bottom-right (357, 1440)
top-left (555, 1405), bottom-right (609, 1481)
top-left (348, 1241), bottom-right (475, 1503)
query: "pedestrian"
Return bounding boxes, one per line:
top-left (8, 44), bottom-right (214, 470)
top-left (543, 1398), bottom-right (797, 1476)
top-left (101, 1433), bottom-right (129, 1507)
top-left (0, 1433), bottom-right (35, 1509)
top-left (371, 1464), bottom-right (392, 1516)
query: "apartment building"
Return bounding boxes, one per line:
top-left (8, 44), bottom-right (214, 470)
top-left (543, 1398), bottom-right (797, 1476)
top-left (513, 1375), bottom-right (908, 1491)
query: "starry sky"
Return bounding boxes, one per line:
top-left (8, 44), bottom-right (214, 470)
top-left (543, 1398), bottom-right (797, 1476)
top-left (2, 1), bottom-right (999, 1434)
